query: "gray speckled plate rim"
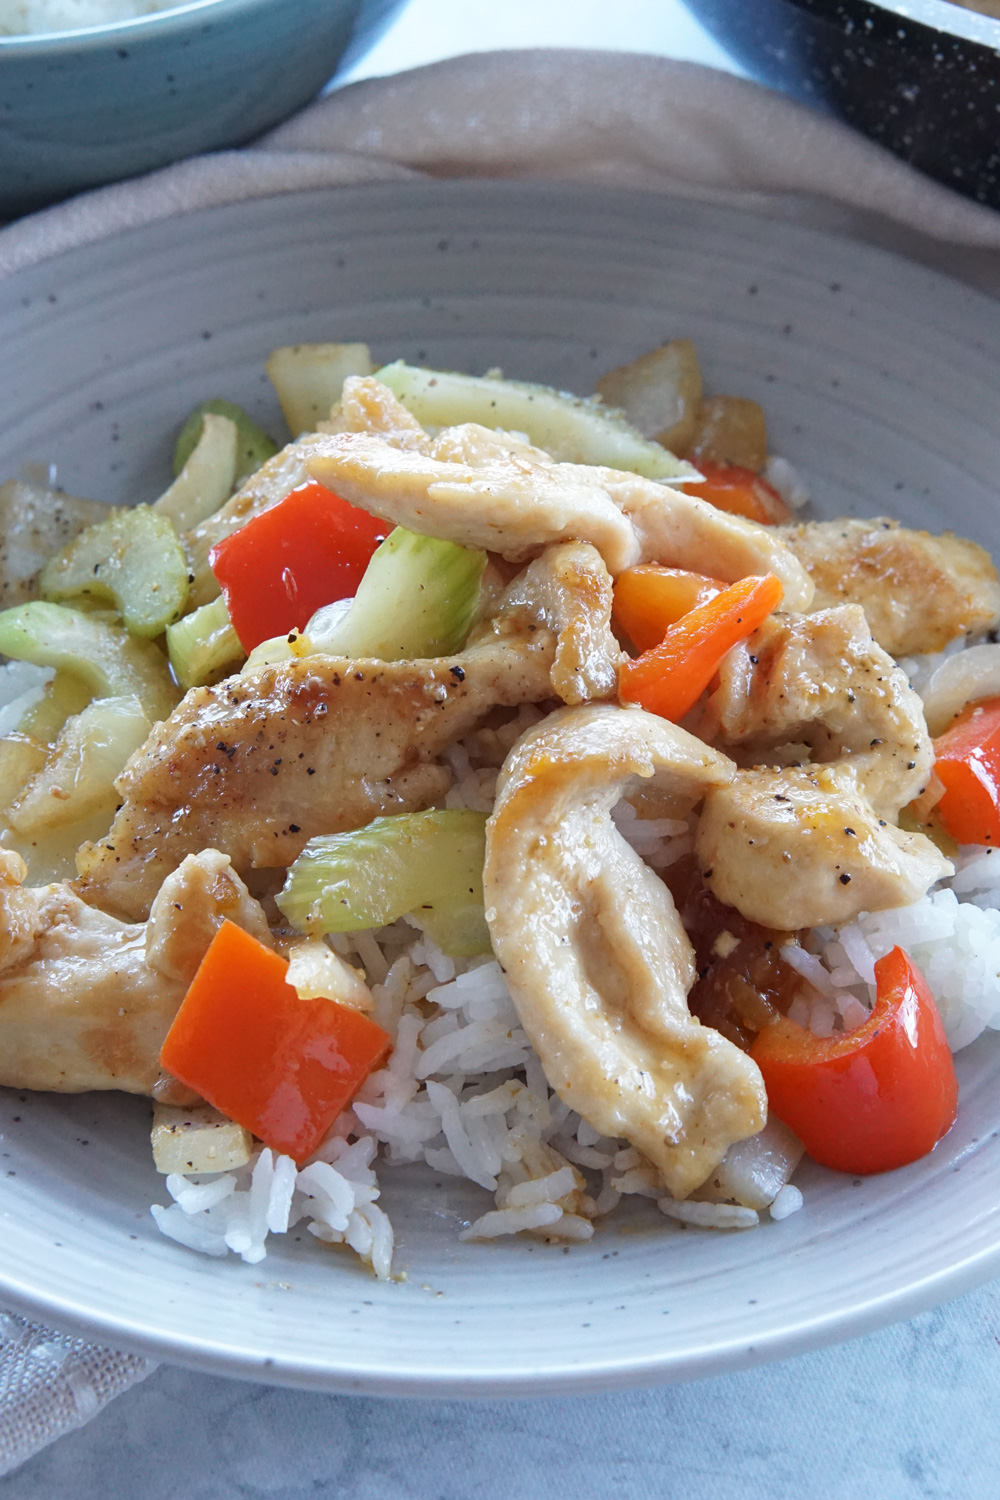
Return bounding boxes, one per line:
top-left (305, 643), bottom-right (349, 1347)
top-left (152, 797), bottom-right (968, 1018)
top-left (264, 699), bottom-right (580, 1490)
top-left (1, 179), bottom-right (1000, 1396)
top-left (1, 1234), bottom-right (1000, 1396)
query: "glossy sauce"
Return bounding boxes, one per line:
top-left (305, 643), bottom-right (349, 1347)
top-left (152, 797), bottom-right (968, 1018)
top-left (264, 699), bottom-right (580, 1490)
top-left (665, 856), bottom-right (802, 1050)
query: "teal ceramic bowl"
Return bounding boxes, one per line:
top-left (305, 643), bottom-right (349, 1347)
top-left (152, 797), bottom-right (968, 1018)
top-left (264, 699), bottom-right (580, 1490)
top-left (0, 0), bottom-right (405, 218)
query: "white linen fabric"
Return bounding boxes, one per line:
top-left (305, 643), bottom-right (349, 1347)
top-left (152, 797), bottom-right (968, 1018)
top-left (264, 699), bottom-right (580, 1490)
top-left (0, 1313), bottom-right (153, 1475)
top-left (1, 46), bottom-right (1000, 1473)
top-left (3, 51), bottom-right (1000, 285)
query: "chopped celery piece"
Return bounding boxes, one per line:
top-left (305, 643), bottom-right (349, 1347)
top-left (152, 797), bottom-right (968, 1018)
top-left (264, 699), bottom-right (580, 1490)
top-left (7, 694), bottom-right (150, 836)
top-left (278, 809), bottom-right (492, 957)
top-left (0, 480), bottom-right (109, 609)
top-left (0, 602), bottom-right (178, 723)
top-left (166, 595), bottom-right (245, 690)
top-left (39, 505), bottom-right (189, 638)
top-left (16, 669), bottom-right (92, 743)
top-left (375, 361), bottom-right (701, 482)
top-left (310, 528), bottom-right (485, 661)
top-left (173, 398), bottom-right (278, 485)
top-left (0, 734), bottom-right (47, 811)
top-left (155, 412), bottom-right (238, 532)
top-left (267, 342), bottom-right (373, 435)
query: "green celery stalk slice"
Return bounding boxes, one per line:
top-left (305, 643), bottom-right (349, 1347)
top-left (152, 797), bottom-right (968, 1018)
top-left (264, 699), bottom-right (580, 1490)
top-left (155, 413), bottom-right (238, 533)
top-left (375, 360), bottom-right (700, 482)
top-left (16, 669), bottom-right (92, 743)
top-left (277, 809), bottom-right (492, 958)
top-left (309, 527), bottom-right (486, 662)
top-left (173, 398), bottom-right (278, 485)
top-left (0, 601), bottom-right (178, 723)
top-left (167, 595), bottom-right (245, 690)
top-left (39, 505), bottom-right (190, 638)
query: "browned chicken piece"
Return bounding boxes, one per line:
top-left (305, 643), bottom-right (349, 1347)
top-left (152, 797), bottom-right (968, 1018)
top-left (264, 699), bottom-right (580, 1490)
top-left (75, 633), bottom-right (557, 923)
top-left (696, 764), bottom-right (952, 930)
top-left (305, 378), bottom-right (815, 607)
top-left (476, 541), bottom-right (624, 705)
top-left (700, 605), bottom-right (933, 819)
top-left (485, 703), bottom-right (767, 1201)
top-left (780, 517), bottom-right (1000, 657)
top-left (0, 848), bottom-right (270, 1094)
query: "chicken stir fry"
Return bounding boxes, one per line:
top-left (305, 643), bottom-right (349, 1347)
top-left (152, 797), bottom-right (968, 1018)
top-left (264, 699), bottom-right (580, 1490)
top-left (76, 632), bottom-right (559, 922)
top-left (484, 705), bottom-right (766, 1198)
top-left (0, 339), bottom-right (994, 1260)
top-left (307, 378), bottom-right (815, 607)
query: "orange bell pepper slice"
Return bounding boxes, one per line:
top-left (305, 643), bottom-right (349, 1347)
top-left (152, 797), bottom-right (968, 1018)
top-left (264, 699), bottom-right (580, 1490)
top-left (693, 461), bottom-right (790, 525)
top-left (618, 572), bottom-right (783, 722)
top-left (612, 565), bottom-right (725, 653)
top-left (160, 921), bottom-right (392, 1163)
top-left (750, 947), bottom-right (957, 1175)
top-left (932, 696), bottom-right (1000, 847)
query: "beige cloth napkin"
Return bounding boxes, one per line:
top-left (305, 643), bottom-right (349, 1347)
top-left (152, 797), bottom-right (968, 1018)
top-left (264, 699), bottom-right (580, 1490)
top-left (2, 46), bottom-right (1000, 1476)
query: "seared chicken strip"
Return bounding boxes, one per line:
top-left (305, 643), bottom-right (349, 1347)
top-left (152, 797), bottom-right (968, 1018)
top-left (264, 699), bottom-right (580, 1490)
top-left (781, 517), bottom-right (1000, 657)
top-left (701, 605), bottom-right (932, 819)
top-left (76, 633), bottom-right (557, 922)
top-left (0, 849), bottom-right (270, 1094)
top-left (485, 704), bottom-right (767, 1200)
top-left (696, 764), bottom-right (952, 930)
top-left (305, 378), bottom-right (814, 607)
top-left (476, 541), bottom-right (624, 704)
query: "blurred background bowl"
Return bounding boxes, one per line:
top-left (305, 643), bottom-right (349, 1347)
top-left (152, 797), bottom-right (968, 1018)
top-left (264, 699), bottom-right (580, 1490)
top-left (0, 0), bottom-right (405, 219)
top-left (683, 0), bottom-right (1000, 209)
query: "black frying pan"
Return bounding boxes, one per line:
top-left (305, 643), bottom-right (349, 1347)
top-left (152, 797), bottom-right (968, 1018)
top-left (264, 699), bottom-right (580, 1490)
top-left (683, 0), bottom-right (1000, 208)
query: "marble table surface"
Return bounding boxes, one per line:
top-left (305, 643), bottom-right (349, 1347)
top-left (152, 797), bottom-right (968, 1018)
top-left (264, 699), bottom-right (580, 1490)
top-left (9, 3), bottom-right (1000, 1493)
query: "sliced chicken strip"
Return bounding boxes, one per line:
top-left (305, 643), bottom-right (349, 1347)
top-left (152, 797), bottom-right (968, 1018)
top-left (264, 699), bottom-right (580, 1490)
top-left (696, 764), bottom-right (952, 930)
top-left (780, 517), bottom-right (1000, 657)
top-left (484, 704), bottom-right (766, 1199)
top-left (305, 378), bottom-right (814, 605)
top-left (75, 632), bottom-right (557, 923)
top-left (597, 467), bottom-right (811, 609)
top-left (0, 848), bottom-right (270, 1094)
top-left (701, 605), bottom-right (932, 819)
top-left (309, 419), bottom-right (639, 571)
top-left (473, 541), bottom-right (624, 704)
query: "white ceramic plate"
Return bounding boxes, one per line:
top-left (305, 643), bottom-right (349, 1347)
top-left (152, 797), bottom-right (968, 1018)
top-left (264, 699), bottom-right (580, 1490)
top-left (1, 182), bottom-right (1000, 1396)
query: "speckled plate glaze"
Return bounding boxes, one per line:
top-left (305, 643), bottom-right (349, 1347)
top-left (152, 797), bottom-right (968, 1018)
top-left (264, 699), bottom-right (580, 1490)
top-left (1, 181), bottom-right (999, 1396)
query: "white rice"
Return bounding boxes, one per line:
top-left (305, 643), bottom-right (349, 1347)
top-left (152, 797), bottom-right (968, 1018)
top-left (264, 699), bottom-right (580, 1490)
top-left (0, 0), bottom-right (173, 35)
top-left (763, 455), bottom-right (810, 512)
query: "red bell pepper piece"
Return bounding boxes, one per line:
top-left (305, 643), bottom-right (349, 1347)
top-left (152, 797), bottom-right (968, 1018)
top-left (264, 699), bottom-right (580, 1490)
top-left (933, 696), bottom-right (1000, 847)
top-left (618, 572), bottom-right (783, 722)
top-left (209, 480), bottom-right (388, 652)
top-left (750, 946), bottom-right (957, 1175)
top-left (693, 461), bottom-right (790, 525)
top-left (160, 921), bottom-right (392, 1163)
